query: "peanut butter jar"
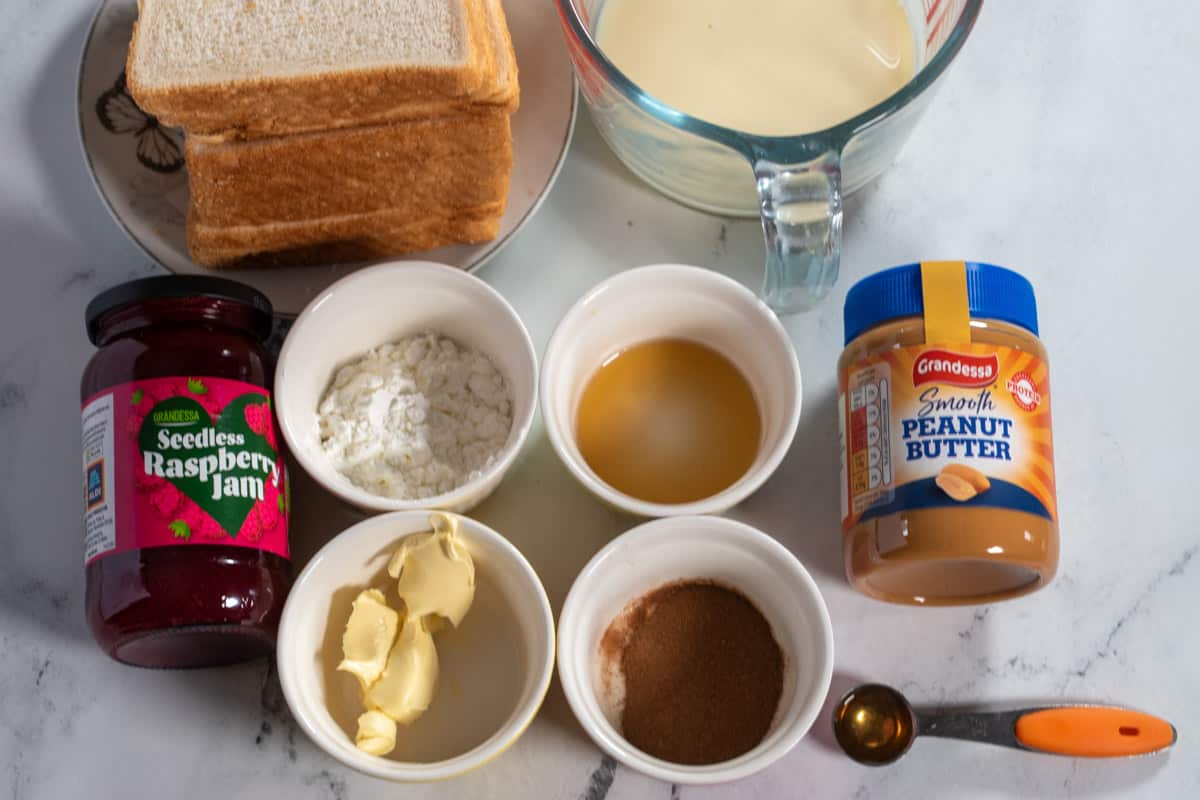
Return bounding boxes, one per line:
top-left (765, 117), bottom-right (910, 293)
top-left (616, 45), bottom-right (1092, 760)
top-left (838, 262), bottom-right (1058, 605)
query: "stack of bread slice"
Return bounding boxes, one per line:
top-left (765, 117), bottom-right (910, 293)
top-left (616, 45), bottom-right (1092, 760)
top-left (127, 0), bottom-right (518, 268)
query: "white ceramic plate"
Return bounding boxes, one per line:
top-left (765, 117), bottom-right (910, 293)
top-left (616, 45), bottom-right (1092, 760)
top-left (76, 0), bottom-right (578, 315)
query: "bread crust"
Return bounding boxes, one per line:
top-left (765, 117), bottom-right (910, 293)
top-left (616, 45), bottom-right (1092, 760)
top-left (182, 91), bottom-right (518, 145)
top-left (187, 112), bottom-right (513, 227)
top-left (189, 206), bottom-right (505, 268)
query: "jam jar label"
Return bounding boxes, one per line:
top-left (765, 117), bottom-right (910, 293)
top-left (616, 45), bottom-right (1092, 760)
top-left (81, 377), bottom-right (289, 565)
top-left (839, 344), bottom-right (1057, 531)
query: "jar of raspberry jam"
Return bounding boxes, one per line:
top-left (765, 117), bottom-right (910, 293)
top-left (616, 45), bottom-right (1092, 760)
top-left (81, 276), bottom-right (291, 668)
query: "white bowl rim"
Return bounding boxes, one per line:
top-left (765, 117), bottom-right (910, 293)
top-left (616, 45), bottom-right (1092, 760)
top-left (556, 515), bottom-right (835, 785)
top-left (539, 263), bottom-right (802, 517)
top-left (275, 260), bottom-right (539, 513)
top-left (277, 509), bottom-right (557, 782)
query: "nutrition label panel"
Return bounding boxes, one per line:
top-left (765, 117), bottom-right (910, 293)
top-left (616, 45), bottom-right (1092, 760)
top-left (842, 364), bottom-right (894, 516)
top-left (81, 393), bottom-right (116, 564)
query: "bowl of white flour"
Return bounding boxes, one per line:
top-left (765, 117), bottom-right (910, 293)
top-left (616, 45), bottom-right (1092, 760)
top-left (276, 262), bottom-right (538, 513)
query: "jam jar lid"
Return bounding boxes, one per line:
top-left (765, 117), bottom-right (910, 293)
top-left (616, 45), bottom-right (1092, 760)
top-left (85, 275), bottom-right (274, 344)
top-left (843, 262), bottom-right (1039, 345)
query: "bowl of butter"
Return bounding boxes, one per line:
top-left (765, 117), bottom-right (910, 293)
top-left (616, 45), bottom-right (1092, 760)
top-left (277, 510), bottom-right (555, 781)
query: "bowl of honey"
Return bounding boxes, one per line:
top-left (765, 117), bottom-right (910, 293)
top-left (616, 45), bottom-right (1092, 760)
top-left (540, 264), bottom-right (801, 517)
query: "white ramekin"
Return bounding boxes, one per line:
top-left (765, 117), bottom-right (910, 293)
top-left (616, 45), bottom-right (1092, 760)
top-left (275, 261), bottom-right (537, 514)
top-left (277, 510), bottom-right (555, 782)
top-left (557, 515), bottom-right (834, 785)
top-left (540, 264), bottom-right (801, 517)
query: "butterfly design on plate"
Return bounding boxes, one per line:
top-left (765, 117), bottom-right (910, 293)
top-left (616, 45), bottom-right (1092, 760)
top-left (96, 71), bottom-right (184, 174)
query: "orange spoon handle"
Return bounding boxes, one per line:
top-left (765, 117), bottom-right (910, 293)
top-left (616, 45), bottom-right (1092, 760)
top-left (1014, 707), bottom-right (1177, 757)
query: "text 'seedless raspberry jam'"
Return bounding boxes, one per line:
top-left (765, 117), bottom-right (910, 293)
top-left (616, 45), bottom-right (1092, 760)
top-left (838, 262), bottom-right (1058, 606)
top-left (81, 276), bottom-right (292, 667)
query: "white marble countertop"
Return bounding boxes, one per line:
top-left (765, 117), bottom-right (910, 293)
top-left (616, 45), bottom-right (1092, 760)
top-left (3, 1), bottom-right (1199, 798)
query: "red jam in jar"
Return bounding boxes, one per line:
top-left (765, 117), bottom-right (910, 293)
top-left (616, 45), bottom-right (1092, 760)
top-left (81, 276), bottom-right (292, 667)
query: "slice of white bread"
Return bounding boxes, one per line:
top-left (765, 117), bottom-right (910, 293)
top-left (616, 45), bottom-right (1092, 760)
top-left (186, 112), bottom-right (513, 227)
top-left (183, 0), bottom-right (518, 143)
top-left (189, 205), bottom-right (506, 268)
top-left (128, 0), bottom-right (499, 138)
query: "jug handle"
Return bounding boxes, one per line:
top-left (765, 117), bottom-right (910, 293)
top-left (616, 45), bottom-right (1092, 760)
top-left (754, 152), bottom-right (843, 313)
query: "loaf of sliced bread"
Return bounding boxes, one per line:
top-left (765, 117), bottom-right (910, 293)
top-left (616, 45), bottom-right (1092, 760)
top-left (128, 0), bottom-right (502, 138)
top-left (129, 0), bottom-right (520, 268)
top-left (186, 112), bottom-right (513, 227)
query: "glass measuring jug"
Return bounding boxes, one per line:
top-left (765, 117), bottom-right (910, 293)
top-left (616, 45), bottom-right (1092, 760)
top-left (556, 0), bottom-right (984, 312)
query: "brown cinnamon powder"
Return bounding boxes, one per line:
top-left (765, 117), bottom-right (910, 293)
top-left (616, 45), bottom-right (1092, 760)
top-left (599, 580), bottom-right (784, 765)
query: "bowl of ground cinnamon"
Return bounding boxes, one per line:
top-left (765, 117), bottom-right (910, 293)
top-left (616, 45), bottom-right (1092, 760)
top-left (557, 516), bottom-right (834, 785)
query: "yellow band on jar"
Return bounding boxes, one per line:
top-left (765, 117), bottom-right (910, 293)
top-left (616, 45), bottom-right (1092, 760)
top-left (919, 261), bottom-right (971, 344)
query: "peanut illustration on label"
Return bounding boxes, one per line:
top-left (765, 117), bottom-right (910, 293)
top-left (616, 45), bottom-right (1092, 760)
top-left (935, 463), bottom-right (991, 502)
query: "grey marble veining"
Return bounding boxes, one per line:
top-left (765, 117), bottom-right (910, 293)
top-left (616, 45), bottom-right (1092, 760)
top-left (2, 1), bottom-right (1199, 798)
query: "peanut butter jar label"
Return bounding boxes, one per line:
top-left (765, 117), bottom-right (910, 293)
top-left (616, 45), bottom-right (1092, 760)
top-left (839, 344), bottom-right (1056, 531)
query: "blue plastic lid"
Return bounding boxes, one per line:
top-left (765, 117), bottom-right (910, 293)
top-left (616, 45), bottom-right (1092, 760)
top-left (843, 262), bottom-right (1039, 345)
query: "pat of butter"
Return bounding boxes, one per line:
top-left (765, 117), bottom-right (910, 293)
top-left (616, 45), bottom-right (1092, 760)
top-left (354, 710), bottom-right (397, 756)
top-left (337, 588), bottom-right (400, 688)
top-left (366, 613), bottom-right (439, 725)
top-left (387, 512), bottom-right (476, 628)
top-left (341, 512), bottom-right (477, 755)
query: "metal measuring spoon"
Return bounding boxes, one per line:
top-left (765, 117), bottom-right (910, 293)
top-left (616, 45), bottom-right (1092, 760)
top-left (832, 684), bottom-right (1177, 765)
